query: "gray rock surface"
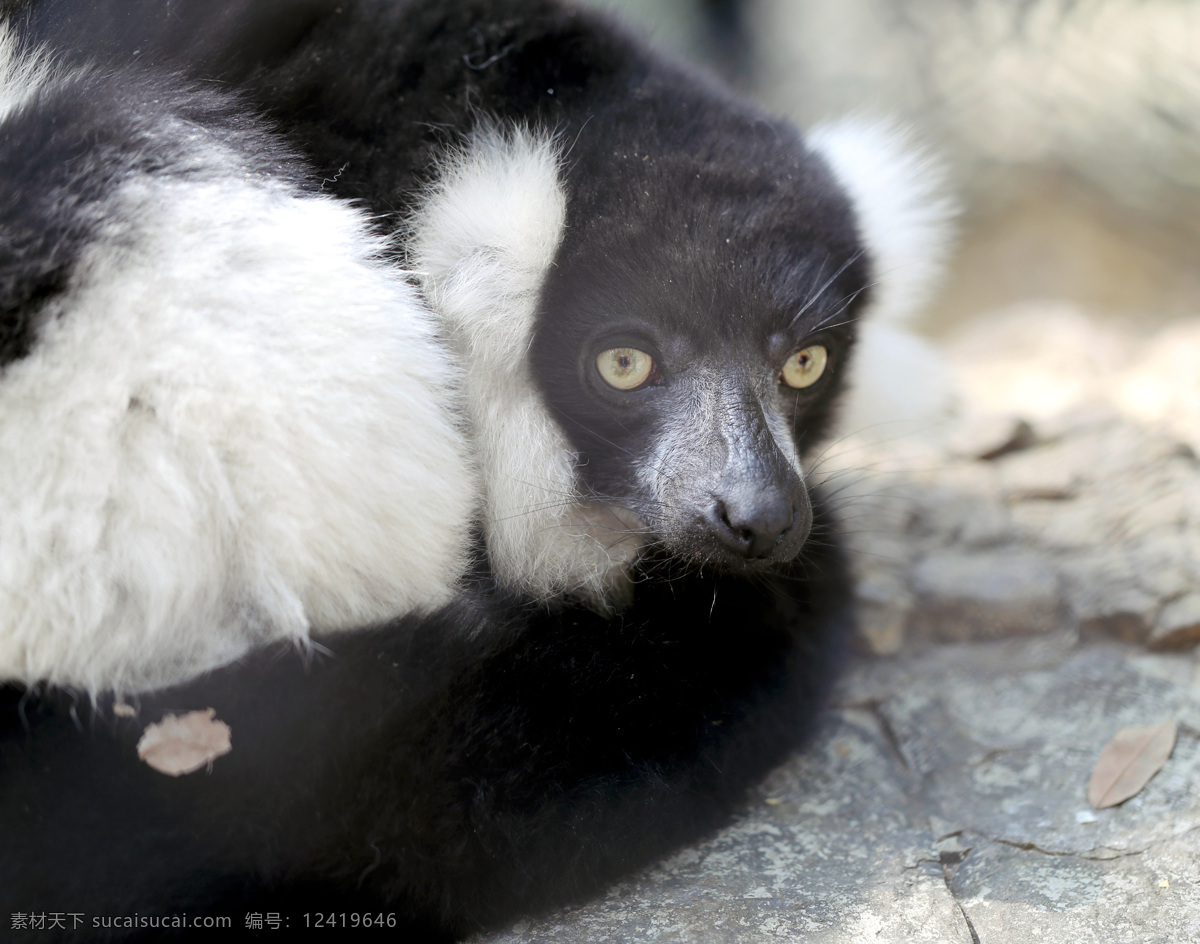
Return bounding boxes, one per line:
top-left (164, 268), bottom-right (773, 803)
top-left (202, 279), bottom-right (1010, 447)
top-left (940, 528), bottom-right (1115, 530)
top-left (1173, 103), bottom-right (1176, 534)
top-left (835, 311), bottom-right (1200, 655)
top-left (479, 636), bottom-right (1200, 943)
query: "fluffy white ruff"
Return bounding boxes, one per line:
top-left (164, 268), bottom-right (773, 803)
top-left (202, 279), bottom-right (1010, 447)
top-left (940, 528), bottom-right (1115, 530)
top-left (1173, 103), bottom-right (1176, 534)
top-left (412, 125), bottom-right (640, 606)
top-left (0, 24), bottom-right (53, 122)
top-left (0, 175), bottom-right (476, 695)
top-left (808, 118), bottom-right (957, 439)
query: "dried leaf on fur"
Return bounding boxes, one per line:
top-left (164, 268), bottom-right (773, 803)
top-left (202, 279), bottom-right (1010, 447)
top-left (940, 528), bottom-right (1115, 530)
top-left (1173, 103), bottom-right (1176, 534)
top-left (137, 709), bottom-right (232, 777)
top-left (1088, 718), bottom-right (1176, 809)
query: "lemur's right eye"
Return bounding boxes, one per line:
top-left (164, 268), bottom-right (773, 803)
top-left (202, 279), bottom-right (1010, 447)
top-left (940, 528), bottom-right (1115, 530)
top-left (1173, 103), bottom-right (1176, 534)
top-left (597, 348), bottom-right (657, 390)
top-left (780, 344), bottom-right (828, 389)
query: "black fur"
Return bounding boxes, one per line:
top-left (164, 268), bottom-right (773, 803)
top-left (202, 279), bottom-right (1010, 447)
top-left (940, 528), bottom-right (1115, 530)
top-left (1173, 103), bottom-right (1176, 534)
top-left (0, 0), bottom-right (866, 938)
top-left (0, 56), bottom-right (300, 370)
top-left (2, 543), bottom-right (850, 941)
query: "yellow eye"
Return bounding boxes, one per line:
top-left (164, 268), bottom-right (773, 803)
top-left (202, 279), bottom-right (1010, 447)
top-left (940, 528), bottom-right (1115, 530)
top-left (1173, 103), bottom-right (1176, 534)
top-left (780, 345), bottom-right (828, 389)
top-left (597, 348), bottom-right (656, 390)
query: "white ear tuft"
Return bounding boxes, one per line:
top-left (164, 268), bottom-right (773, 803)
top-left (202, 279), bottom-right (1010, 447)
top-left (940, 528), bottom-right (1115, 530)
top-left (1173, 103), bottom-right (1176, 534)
top-left (808, 118), bottom-right (959, 440)
top-left (0, 24), bottom-right (55, 124)
top-left (808, 117), bottom-right (956, 326)
top-left (412, 124), bottom-right (640, 605)
top-left (412, 123), bottom-right (567, 330)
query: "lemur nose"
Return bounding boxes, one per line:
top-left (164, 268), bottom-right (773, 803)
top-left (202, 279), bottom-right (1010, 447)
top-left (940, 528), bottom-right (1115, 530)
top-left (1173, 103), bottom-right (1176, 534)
top-left (712, 493), bottom-right (796, 559)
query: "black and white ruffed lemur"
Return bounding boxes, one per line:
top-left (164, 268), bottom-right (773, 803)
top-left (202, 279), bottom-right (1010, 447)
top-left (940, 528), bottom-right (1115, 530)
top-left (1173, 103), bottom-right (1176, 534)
top-left (0, 1), bottom-right (951, 940)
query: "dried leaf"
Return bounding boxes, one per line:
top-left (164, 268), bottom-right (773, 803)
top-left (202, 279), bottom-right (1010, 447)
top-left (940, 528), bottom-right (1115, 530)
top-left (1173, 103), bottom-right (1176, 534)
top-left (1088, 718), bottom-right (1176, 809)
top-left (137, 708), bottom-right (232, 777)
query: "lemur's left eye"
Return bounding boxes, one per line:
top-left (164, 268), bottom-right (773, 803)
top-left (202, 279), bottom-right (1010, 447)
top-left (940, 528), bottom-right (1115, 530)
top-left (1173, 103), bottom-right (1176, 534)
top-left (597, 348), bottom-right (657, 390)
top-left (780, 345), bottom-right (828, 389)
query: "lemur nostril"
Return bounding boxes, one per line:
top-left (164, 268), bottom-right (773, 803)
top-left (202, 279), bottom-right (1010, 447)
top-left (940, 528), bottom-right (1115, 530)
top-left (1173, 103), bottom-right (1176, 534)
top-left (717, 501), bottom-right (733, 530)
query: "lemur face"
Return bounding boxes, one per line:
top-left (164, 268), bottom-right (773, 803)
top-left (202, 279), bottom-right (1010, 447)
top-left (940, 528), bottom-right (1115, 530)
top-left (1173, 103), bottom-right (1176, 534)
top-left (531, 138), bottom-right (867, 572)
top-left (413, 110), bottom-right (942, 602)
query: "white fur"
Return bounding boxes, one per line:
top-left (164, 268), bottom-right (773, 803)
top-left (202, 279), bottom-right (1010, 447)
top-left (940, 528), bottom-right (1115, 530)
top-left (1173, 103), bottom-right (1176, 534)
top-left (0, 24), bottom-right (54, 123)
top-left (412, 125), bottom-right (641, 606)
top-left (807, 118), bottom-right (954, 327)
top-left (0, 170), bottom-right (476, 694)
top-left (808, 118), bottom-right (957, 439)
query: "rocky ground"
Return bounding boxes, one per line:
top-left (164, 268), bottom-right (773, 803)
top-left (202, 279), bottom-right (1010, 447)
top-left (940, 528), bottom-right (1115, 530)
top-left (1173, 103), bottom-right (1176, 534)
top-left (845, 305), bottom-right (1200, 656)
top-left (477, 308), bottom-right (1200, 943)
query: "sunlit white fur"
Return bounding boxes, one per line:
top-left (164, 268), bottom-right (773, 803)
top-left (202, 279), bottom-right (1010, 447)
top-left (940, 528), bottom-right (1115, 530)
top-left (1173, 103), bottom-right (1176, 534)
top-left (0, 171), bottom-right (476, 694)
top-left (808, 118), bottom-right (956, 439)
top-left (412, 126), bottom-right (641, 606)
top-left (0, 24), bottom-right (54, 123)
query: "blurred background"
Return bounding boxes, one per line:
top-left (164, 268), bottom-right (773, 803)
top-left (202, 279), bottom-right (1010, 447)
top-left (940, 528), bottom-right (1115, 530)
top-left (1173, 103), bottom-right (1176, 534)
top-left (588, 0), bottom-right (1200, 335)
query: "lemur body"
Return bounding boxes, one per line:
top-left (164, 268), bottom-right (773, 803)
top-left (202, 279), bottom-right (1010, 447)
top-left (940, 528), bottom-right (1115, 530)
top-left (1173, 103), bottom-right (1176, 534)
top-left (0, 1), bottom-right (950, 938)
